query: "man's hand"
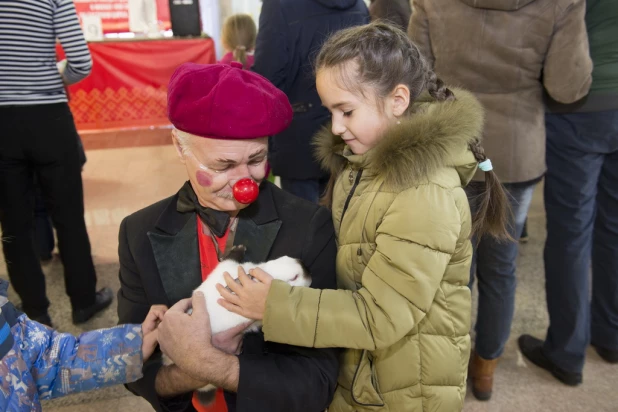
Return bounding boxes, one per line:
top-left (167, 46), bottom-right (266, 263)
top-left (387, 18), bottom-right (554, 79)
top-left (157, 297), bottom-right (203, 371)
top-left (216, 266), bottom-right (273, 321)
top-left (158, 293), bottom-right (240, 391)
top-left (155, 364), bottom-right (211, 398)
top-left (212, 320), bottom-right (254, 355)
top-left (141, 305), bottom-right (167, 361)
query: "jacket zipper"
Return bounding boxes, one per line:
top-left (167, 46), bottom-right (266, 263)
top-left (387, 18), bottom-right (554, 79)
top-left (340, 167), bottom-right (363, 230)
top-left (341, 169), bottom-right (383, 407)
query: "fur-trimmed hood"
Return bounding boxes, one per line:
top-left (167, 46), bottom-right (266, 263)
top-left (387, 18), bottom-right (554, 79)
top-left (313, 88), bottom-right (484, 189)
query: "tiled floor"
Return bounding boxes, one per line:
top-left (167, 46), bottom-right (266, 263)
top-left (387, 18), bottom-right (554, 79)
top-left (1, 144), bottom-right (616, 412)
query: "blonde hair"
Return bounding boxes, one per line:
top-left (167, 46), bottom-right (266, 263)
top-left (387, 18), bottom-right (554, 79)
top-left (221, 14), bottom-right (257, 68)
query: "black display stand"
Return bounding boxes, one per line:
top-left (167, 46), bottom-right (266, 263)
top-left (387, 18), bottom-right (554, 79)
top-left (168, 0), bottom-right (201, 37)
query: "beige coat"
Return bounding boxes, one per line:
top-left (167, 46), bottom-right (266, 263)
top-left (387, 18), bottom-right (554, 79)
top-left (409, 0), bottom-right (592, 183)
top-left (262, 89), bottom-right (483, 411)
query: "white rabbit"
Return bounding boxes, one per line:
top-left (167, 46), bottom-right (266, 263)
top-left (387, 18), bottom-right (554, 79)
top-left (162, 246), bottom-right (311, 404)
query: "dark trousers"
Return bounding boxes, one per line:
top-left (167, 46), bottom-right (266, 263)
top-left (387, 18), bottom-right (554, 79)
top-left (33, 135), bottom-right (86, 260)
top-left (467, 179), bottom-right (537, 359)
top-left (543, 110), bottom-right (618, 373)
top-left (34, 182), bottom-right (54, 260)
top-left (280, 177), bottom-right (329, 204)
top-left (0, 103), bottom-right (97, 317)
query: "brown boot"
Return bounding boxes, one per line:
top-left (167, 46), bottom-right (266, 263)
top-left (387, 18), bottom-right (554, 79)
top-left (469, 351), bottom-right (499, 401)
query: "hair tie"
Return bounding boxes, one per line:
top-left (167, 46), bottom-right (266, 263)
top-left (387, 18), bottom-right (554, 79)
top-left (478, 159), bottom-right (493, 172)
top-left (235, 45), bottom-right (246, 51)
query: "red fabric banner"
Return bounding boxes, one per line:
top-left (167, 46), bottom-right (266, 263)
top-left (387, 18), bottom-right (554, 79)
top-left (73, 0), bottom-right (171, 33)
top-left (57, 38), bottom-right (216, 131)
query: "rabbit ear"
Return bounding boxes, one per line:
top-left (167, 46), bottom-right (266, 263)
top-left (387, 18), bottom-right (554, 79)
top-left (224, 244), bottom-right (246, 262)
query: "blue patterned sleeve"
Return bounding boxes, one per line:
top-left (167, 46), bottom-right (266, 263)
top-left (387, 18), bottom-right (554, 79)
top-left (26, 320), bottom-right (144, 399)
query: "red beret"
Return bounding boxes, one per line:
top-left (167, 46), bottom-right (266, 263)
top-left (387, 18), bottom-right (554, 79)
top-left (167, 62), bottom-right (292, 139)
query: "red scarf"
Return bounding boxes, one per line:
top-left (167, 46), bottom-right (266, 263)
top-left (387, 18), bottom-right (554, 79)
top-left (193, 216), bottom-right (230, 412)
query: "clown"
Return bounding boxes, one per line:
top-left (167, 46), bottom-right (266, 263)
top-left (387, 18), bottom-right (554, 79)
top-left (117, 62), bottom-right (339, 412)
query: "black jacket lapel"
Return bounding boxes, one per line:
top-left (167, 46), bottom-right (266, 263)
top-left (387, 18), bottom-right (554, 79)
top-left (235, 182), bottom-right (282, 263)
top-left (147, 181), bottom-right (282, 304)
top-left (147, 195), bottom-right (201, 305)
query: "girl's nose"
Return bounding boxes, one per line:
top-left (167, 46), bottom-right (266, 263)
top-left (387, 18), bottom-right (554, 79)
top-left (331, 117), bottom-right (347, 136)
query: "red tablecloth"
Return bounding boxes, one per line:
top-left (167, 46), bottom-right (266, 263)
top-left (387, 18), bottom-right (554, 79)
top-left (57, 38), bottom-right (216, 131)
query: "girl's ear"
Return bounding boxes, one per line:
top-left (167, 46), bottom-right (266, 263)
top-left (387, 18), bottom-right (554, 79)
top-left (390, 84), bottom-right (411, 118)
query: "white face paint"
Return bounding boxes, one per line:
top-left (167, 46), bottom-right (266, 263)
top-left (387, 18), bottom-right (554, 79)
top-left (172, 130), bottom-right (268, 213)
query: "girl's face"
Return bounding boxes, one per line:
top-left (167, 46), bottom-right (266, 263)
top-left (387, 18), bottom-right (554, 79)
top-left (316, 66), bottom-right (409, 155)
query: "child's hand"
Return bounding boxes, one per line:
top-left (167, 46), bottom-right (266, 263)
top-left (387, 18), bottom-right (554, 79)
top-left (142, 305), bottom-right (167, 334)
top-left (142, 305), bottom-right (167, 361)
top-left (142, 329), bottom-right (159, 361)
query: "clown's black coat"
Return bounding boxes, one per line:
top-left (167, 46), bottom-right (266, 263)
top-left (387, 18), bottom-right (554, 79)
top-left (117, 181), bottom-right (339, 412)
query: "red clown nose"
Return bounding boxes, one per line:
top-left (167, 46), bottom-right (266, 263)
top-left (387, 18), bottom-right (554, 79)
top-left (233, 179), bottom-right (259, 204)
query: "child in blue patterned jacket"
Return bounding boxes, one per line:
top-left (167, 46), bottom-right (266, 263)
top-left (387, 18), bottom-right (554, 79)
top-left (0, 279), bottom-right (165, 411)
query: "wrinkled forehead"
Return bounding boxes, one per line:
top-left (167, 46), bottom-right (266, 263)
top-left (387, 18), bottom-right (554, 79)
top-left (188, 135), bottom-right (268, 162)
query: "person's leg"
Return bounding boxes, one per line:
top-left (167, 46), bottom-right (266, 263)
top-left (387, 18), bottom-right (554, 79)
top-left (77, 134), bottom-right (87, 167)
top-left (466, 180), bottom-right (536, 400)
top-left (28, 104), bottom-right (99, 312)
top-left (0, 107), bottom-right (50, 318)
top-left (33, 179), bottom-right (55, 261)
top-left (541, 112), bottom-right (605, 375)
top-left (474, 181), bottom-right (536, 359)
top-left (519, 218), bottom-right (529, 243)
top-left (33, 131), bottom-right (86, 262)
top-left (280, 177), bottom-right (321, 204)
top-left (591, 110), bottom-right (618, 361)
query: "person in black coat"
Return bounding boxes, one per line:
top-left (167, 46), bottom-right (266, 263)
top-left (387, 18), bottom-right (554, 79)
top-left (117, 63), bottom-right (339, 412)
top-left (252, 0), bottom-right (369, 203)
top-left (368, 0), bottom-right (411, 32)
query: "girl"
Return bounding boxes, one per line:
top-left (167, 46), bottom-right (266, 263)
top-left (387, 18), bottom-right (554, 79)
top-left (217, 22), bottom-right (510, 411)
top-left (217, 14), bottom-right (256, 70)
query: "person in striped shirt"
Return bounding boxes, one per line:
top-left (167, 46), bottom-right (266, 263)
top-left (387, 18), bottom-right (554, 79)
top-left (0, 0), bottom-right (113, 327)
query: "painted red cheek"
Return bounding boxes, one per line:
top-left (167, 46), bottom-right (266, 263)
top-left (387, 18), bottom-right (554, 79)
top-left (196, 170), bottom-right (213, 187)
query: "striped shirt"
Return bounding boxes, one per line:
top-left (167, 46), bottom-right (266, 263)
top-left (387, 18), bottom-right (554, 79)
top-left (0, 0), bottom-right (92, 106)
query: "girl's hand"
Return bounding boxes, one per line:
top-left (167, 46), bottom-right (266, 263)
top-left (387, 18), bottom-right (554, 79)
top-left (141, 305), bottom-right (168, 361)
top-left (216, 266), bottom-right (273, 321)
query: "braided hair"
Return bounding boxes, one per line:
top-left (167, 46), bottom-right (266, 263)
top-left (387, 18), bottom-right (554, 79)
top-left (426, 70), bottom-right (455, 102)
top-left (468, 139), bottom-right (513, 240)
top-left (316, 22), bottom-right (512, 240)
top-left (315, 22), bottom-right (453, 107)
